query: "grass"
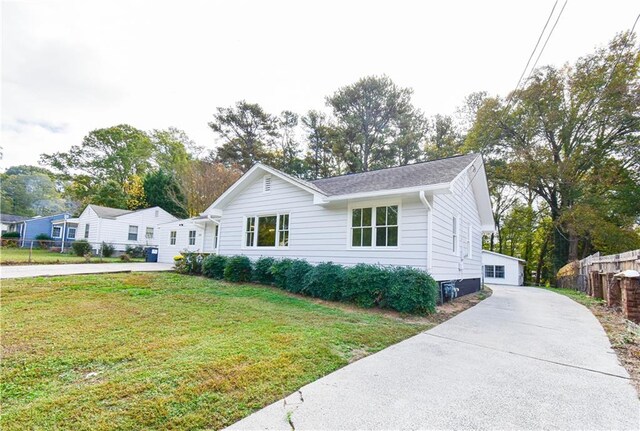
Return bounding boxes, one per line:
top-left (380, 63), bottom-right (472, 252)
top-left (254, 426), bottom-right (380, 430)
top-left (536, 285), bottom-right (605, 308)
top-left (0, 248), bottom-right (144, 265)
top-left (1, 272), bottom-right (432, 430)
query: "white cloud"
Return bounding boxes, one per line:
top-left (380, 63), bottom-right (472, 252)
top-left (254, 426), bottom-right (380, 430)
top-left (2, 0), bottom-right (638, 169)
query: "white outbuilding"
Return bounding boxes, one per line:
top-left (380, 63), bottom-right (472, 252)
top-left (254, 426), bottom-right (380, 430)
top-left (481, 250), bottom-right (526, 286)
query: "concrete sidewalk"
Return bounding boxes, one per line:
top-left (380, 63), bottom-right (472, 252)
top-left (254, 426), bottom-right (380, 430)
top-left (0, 262), bottom-right (174, 279)
top-left (228, 285), bottom-right (640, 430)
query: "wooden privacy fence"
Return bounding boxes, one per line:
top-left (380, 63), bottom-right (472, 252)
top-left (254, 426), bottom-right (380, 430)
top-left (558, 249), bottom-right (640, 323)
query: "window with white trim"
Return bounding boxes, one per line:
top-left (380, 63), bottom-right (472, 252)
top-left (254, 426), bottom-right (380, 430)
top-left (52, 226), bottom-right (62, 238)
top-left (68, 227), bottom-right (76, 239)
top-left (84, 224), bottom-right (90, 239)
top-left (452, 216), bottom-right (458, 253)
top-left (146, 227), bottom-right (154, 239)
top-left (128, 225), bottom-right (138, 241)
top-left (188, 230), bottom-right (196, 246)
top-left (351, 205), bottom-right (398, 247)
top-left (485, 265), bottom-right (505, 279)
top-left (213, 224), bottom-right (219, 249)
top-left (170, 231), bottom-right (176, 245)
top-left (244, 214), bottom-right (289, 247)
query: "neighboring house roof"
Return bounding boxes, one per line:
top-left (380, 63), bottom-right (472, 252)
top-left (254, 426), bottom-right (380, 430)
top-left (310, 154), bottom-right (478, 196)
top-left (482, 250), bottom-right (526, 263)
top-left (0, 214), bottom-right (27, 223)
top-left (87, 204), bottom-right (133, 219)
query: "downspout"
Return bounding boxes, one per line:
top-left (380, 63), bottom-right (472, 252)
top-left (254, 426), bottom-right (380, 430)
top-left (419, 191), bottom-right (433, 272)
top-left (61, 220), bottom-right (67, 253)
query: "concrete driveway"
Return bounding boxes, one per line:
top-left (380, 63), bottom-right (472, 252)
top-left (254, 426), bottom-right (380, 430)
top-left (228, 285), bottom-right (640, 430)
top-left (0, 262), bottom-right (174, 279)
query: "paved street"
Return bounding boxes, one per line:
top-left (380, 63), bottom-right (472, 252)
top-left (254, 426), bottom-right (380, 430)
top-left (229, 285), bottom-right (640, 430)
top-left (0, 262), bottom-right (174, 279)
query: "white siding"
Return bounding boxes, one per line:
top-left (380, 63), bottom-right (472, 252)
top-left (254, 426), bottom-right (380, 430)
top-left (157, 219), bottom-right (216, 263)
top-left (76, 206), bottom-right (177, 252)
top-left (217, 175), bottom-right (431, 271)
top-left (429, 171), bottom-right (483, 282)
top-left (482, 251), bottom-right (524, 285)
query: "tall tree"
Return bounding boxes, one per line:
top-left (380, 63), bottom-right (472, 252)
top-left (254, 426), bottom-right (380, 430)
top-left (301, 110), bottom-right (339, 179)
top-left (467, 32), bottom-right (640, 272)
top-left (175, 161), bottom-right (242, 216)
top-left (41, 124), bottom-right (153, 185)
top-left (424, 115), bottom-right (463, 159)
top-left (210, 101), bottom-right (279, 172)
top-left (327, 75), bottom-right (426, 173)
top-left (0, 166), bottom-right (65, 216)
top-left (150, 127), bottom-right (198, 174)
top-left (143, 169), bottom-right (188, 218)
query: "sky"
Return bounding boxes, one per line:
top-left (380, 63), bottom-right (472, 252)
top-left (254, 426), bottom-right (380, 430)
top-left (1, 0), bottom-right (639, 169)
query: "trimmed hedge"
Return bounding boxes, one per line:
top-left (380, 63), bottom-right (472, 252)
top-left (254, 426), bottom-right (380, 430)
top-left (302, 262), bottom-right (346, 301)
top-left (203, 255), bottom-right (227, 279)
top-left (253, 257), bottom-right (276, 285)
top-left (100, 242), bottom-right (115, 258)
top-left (71, 240), bottom-right (92, 257)
top-left (223, 255), bottom-right (252, 283)
top-left (193, 253), bottom-right (439, 314)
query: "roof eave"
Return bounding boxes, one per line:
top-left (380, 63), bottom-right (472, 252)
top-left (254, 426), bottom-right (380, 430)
top-left (319, 182), bottom-right (452, 203)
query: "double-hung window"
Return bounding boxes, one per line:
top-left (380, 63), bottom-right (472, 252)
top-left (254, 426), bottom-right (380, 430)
top-left (146, 227), bottom-right (154, 239)
top-left (128, 225), bottom-right (138, 241)
top-left (351, 205), bottom-right (398, 247)
top-left (68, 227), bottom-right (76, 239)
top-left (188, 230), bottom-right (196, 246)
top-left (84, 224), bottom-right (90, 239)
top-left (170, 231), bottom-right (176, 245)
top-left (244, 214), bottom-right (289, 247)
top-left (52, 226), bottom-right (62, 238)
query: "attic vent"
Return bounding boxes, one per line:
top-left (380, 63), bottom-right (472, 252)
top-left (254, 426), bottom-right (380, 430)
top-left (155, 209), bottom-right (159, 217)
top-left (263, 175), bottom-right (272, 192)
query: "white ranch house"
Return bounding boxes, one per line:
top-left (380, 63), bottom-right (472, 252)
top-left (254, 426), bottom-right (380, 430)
top-left (70, 204), bottom-right (178, 253)
top-left (481, 250), bottom-right (526, 286)
top-left (158, 154), bottom-right (494, 294)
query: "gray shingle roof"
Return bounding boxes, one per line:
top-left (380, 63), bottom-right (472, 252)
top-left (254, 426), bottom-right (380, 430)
top-left (88, 204), bottom-right (132, 219)
top-left (0, 214), bottom-right (26, 223)
top-left (310, 153), bottom-right (478, 196)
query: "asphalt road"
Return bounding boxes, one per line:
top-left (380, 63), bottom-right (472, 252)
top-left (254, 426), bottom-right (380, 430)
top-left (0, 262), bottom-right (174, 279)
top-left (228, 285), bottom-right (640, 430)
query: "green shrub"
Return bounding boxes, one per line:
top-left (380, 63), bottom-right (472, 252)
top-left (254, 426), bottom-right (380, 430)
top-left (1, 231), bottom-right (20, 238)
top-left (303, 262), bottom-right (346, 301)
top-left (71, 240), bottom-right (92, 257)
top-left (270, 258), bottom-right (295, 289)
top-left (283, 259), bottom-right (314, 293)
top-left (100, 242), bottom-right (115, 258)
top-left (343, 264), bottom-right (391, 308)
top-left (176, 252), bottom-right (205, 275)
top-left (125, 245), bottom-right (144, 258)
top-left (1, 231), bottom-right (20, 247)
top-left (223, 255), bottom-right (252, 282)
top-left (35, 233), bottom-right (53, 249)
top-left (386, 267), bottom-right (438, 313)
top-left (253, 257), bottom-right (276, 284)
top-left (120, 253), bottom-right (131, 262)
top-left (203, 255), bottom-right (227, 279)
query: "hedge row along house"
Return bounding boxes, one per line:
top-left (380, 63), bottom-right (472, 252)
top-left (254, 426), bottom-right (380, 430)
top-left (158, 153), bottom-right (494, 295)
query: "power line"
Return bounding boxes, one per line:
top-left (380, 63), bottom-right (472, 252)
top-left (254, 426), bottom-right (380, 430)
top-left (525, 0), bottom-right (568, 84)
top-left (506, 0), bottom-right (559, 108)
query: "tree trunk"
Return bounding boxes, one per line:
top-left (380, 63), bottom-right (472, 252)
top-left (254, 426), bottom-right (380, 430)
top-left (535, 234), bottom-right (550, 286)
top-left (568, 231), bottom-right (579, 261)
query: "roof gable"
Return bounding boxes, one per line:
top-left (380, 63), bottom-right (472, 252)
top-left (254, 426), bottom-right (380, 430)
top-left (87, 204), bottom-right (132, 219)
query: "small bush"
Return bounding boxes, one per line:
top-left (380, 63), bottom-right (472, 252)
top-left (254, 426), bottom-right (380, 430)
top-left (120, 253), bottom-right (131, 262)
top-left (35, 233), bottom-right (53, 249)
top-left (203, 255), bottom-right (227, 279)
top-left (176, 252), bottom-right (205, 275)
top-left (100, 242), bottom-right (115, 258)
top-left (125, 245), bottom-right (144, 258)
top-left (386, 267), bottom-right (438, 313)
top-left (1, 232), bottom-right (20, 247)
top-left (224, 255), bottom-right (252, 282)
top-left (253, 257), bottom-right (277, 285)
top-left (71, 240), bottom-right (92, 257)
top-left (343, 264), bottom-right (391, 308)
top-left (1, 231), bottom-right (20, 239)
top-left (303, 262), bottom-right (346, 301)
top-left (270, 258), bottom-right (295, 289)
top-left (284, 259), bottom-right (314, 293)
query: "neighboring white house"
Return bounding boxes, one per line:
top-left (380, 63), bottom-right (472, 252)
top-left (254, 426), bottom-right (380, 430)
top-left (156, 216), bottom-right (219, 263)
top-left (481, 250), bottom-right (526, 286)
top-left (159, 153), bottom-right (495, 295)
top-left (76, 204), bottom-right (178, 252)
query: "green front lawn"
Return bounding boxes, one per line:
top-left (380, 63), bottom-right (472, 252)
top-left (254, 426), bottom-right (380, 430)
top-left (0, 248), bottom-right (144, 265)
top-left (1, 272), bottom-right (430, 430)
